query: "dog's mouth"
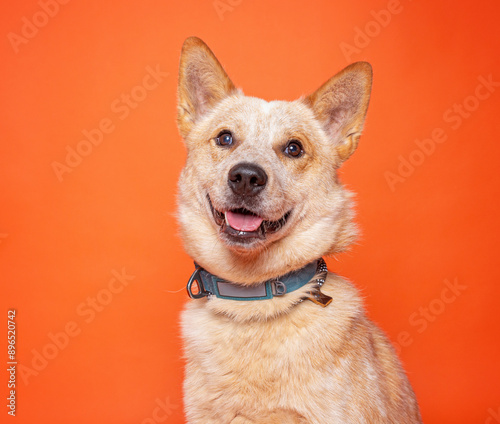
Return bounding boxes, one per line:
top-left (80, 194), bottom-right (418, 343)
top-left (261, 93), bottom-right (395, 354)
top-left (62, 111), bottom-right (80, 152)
top-left (208, 196), bottom-right (291, 243)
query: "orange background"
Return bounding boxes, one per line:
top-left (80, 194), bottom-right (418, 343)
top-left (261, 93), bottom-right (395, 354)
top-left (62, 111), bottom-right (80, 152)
top-left (1, 0), bottom-right (500, 423)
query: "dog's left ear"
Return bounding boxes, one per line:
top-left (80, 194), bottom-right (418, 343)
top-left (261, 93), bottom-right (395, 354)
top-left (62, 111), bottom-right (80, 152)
top-left (305, 62), bottom-right (372, 162)
top-left (177, 37), bottom-right (238, 138)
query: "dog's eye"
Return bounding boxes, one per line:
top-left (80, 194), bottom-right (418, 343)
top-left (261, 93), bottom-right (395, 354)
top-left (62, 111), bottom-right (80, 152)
top-left (216, 131), bottom-right (233, 147)
top-left (284, 140), bottom-right (304, 158)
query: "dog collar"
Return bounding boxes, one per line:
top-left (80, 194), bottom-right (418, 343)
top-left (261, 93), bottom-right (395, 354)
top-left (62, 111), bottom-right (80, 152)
top-left (186, 258), bottom-right (332, 306)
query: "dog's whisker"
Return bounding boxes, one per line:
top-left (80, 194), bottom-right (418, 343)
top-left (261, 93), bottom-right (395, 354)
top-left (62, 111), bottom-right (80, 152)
top-left (163, 286), bottom-right (186, 294)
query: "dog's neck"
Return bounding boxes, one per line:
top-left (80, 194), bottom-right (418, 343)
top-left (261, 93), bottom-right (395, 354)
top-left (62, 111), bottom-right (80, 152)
top-left (186, 258), bottom-right (332, 307)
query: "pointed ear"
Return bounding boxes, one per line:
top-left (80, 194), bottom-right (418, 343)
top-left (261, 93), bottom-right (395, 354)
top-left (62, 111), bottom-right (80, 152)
top-left (304, 62), bottom-right (372, 162)
top-left (177, 37), bottom-right (238, 138)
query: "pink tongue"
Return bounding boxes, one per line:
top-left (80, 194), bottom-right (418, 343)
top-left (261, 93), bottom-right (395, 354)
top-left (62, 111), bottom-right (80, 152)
top-left (225, 211), bottom-right (263, 232)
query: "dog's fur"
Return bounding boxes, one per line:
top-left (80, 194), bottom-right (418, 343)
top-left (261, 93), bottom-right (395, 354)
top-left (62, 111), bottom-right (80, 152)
top-left (177, 37), bottom-right (421, 423)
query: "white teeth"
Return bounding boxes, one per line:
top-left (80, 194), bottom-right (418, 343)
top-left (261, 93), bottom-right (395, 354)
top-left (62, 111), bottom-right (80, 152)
top-left (224, 213), bottom-right (230, 226)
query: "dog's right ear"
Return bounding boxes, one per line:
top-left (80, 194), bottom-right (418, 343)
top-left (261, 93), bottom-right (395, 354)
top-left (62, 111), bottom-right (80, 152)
top-left (304, 62), bottom-right (372, 163)
top-left (177, 37), bottom-right (237, 138)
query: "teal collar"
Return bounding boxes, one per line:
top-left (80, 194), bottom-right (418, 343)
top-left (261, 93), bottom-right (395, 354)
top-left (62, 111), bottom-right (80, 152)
top-left (186, 259), bottom-right (326, 302)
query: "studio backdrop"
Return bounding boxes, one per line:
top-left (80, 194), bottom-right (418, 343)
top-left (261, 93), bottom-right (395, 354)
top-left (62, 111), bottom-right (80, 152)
top-left (1, 1), bottom-right (499, 423)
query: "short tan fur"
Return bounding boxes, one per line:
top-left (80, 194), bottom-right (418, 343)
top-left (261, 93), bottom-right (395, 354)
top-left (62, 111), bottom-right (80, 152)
top-left (177, 37), bottom-right (421, 424)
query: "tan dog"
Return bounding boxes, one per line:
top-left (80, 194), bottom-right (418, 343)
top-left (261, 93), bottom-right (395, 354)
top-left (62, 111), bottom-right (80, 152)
top-left (177, 37), bottom-right (421, 424)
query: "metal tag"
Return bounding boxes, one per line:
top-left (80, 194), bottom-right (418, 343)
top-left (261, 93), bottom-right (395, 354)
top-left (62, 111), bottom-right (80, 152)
top-left (306, 287), bottom-right (333, 307)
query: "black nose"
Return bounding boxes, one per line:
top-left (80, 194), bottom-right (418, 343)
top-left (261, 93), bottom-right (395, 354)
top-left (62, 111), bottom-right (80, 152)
top-left (228, 162), bottom-right (268, 196)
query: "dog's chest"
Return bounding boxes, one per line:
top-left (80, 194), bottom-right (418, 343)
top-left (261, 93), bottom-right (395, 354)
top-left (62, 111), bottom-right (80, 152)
top-left (181, 301), bottom-right (340, 413)
top-left (184, 304), bottom-right (307, 371)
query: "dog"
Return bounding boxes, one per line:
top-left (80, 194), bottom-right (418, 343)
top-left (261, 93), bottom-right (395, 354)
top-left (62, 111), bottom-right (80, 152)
top-left (176, 37), bottom-right (422, 424)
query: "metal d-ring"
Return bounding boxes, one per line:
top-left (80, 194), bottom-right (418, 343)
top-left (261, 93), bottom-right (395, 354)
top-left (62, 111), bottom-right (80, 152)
top-left (186, 268), bottom-right (210, 299)
top-left (273, 280), bottom-right (287, 296)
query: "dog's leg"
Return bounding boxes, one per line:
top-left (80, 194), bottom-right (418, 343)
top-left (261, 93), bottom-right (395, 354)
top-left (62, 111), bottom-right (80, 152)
top-left (230, 410), bottom-right (308, 424)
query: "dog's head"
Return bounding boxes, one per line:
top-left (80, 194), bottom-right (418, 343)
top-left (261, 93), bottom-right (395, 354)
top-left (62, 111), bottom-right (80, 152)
top-left (176, 37), bottom-right (372, 284)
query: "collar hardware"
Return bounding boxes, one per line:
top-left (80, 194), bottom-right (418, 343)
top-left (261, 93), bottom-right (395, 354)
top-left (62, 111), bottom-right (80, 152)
top-left (273, 280), bottom-right (286, 296)
top-left (305, 287), bottom-right (333, 307)
top-left (186, 267), bottom-right (212, 299)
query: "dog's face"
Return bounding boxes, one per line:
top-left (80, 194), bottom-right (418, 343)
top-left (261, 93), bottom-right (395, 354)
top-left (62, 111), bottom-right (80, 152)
top-left (176, 37), bottom-right (372, 283)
